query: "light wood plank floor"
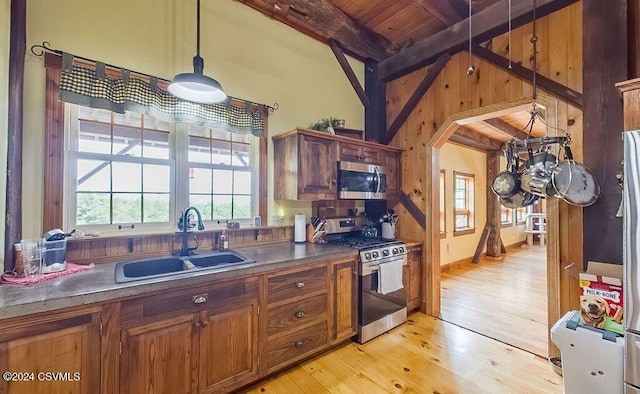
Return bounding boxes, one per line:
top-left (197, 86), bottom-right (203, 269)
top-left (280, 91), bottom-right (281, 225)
top-left (440, 245), bottom-right (549, 357)
top-left (242, 313), bottom-right (562, 393)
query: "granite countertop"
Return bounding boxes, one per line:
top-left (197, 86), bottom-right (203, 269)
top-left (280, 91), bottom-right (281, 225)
top-left (0, 242), bottom-right (357, 321)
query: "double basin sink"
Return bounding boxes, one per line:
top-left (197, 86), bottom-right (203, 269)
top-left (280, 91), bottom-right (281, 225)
top-left (114, 250), bottom-right (255, 283)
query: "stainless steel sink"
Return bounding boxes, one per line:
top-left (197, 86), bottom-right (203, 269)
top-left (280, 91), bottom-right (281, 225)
top-left (114, 250), bottom-right (255, 283)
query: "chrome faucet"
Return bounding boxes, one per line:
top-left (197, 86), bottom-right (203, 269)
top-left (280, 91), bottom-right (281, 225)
top-left (178, 206), bottom-right (205, 256)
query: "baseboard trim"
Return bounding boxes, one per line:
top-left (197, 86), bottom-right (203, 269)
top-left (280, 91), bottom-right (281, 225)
top-left (440, 240), bottom-right (528, 273)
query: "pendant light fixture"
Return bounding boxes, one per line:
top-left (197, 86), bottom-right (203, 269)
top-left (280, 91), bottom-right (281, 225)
top-left (168, 0), bottom-right (227, 104)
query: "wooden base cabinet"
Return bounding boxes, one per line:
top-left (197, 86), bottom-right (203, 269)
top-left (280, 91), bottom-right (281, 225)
top-left (119, 276), bottom-right (260, 394)
top-left (404, 245), bottom-right (423, 312)
top-left (0, 308), bottom-right (102, 394)
top-left (331, 259), bottom-right (357, 344)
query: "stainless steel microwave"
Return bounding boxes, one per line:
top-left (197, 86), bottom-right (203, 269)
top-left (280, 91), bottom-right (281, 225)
top-left (338, 161), bottom-right (387, 199)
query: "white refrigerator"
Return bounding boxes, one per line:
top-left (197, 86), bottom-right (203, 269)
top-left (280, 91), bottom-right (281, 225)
top-left (623, 129), bottom-right (640, 393)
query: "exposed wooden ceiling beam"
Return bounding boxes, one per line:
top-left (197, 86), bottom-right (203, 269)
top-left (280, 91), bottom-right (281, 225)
top-left (328, 39), bottom-right (370, 107)
top-left (415, 0), bottom-right (463, 26)
top-left (378, 0), bottom-right (579, 81)
top-left (473, 45), bottom-right (583, 109)
top-left (237, 0), bottom-right (393, 61)
top-left (481, 117), bottom-right (530, 140)
top-left (450, 126), bottom-right (504, 151)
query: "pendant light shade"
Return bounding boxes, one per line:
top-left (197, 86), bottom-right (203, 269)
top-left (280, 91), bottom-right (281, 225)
top-left (168, 0), bottom-right (227, 104)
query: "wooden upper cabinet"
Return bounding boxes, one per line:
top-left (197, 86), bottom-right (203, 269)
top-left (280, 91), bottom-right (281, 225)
top-left (0, 308), bottom-right (102, 394)
top-left (273, 128), bottom-right (403, 201)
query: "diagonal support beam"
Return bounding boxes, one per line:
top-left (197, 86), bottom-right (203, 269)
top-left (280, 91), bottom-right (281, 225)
top-left (378, 0), bottom-right (579, 81)
top-left (381, 54), bottom-right (451, 144)
top-left (400, 192), bottom-right (426, 230)
top-left (328, 39), bottom-right (370, 108)
top-left (473, 45), bottom-right (583, 109)
top-left (481, 118), bottom-right (530, 140)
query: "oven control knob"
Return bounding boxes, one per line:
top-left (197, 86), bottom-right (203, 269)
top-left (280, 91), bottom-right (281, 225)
top-left (365, 252), bottom-right (372, 260)
top-left (393, 248), bottom-right (399, 255)
top-left (399, 246), bottom-right (405, 253)
top-left (383, 250), bottom-right (390, 257)
top-left (372, 251), bottom-right (379, 258)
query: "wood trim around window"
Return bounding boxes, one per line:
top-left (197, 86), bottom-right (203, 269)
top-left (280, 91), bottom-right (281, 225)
top-left (42, 53), bottom-right (269, 232)
top-left (453, 171), bottom-right (475, 236)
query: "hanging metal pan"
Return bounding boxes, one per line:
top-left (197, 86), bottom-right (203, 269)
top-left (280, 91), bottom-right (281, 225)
top-left (551, 146), bottom-right (600, 206)
top-left (492, 146), bottom-right (520, 198)
top-left (521, 149), bottom-right (558, 197)
top-left (499, 190), bottom-right (538, 209)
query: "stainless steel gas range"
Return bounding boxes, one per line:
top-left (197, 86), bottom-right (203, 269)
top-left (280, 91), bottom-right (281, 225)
top-left (323, 217), bottom-right (408, 343)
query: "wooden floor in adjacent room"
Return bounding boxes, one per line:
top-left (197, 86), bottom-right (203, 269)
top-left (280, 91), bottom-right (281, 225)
top-left (440, 244), bottom-right (549, 358)
top-left (242, 313), bottom-right (562, 394)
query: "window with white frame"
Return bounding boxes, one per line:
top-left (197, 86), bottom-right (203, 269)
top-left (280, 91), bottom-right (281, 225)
top-left (453, 171), bottom-right (475, 235)
top-left (66, 105), bottom-right (259, 233)
top-left (515, 206), bottom-right (528, 224)
top-left (501, 206), bottom-right (514, 227)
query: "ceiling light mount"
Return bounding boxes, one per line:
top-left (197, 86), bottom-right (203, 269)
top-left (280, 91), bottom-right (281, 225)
top-left (168, 0), bottom-right (227, 104)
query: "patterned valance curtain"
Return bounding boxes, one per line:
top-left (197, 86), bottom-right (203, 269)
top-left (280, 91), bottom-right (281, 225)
top-left (58, 53), bottom-right (265, 137)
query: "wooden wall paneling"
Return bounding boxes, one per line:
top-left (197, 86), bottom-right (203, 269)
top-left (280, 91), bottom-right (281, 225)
top-left (42, 54), bottom-right (65, 234)
top-left (4, 0), bottom-right (26, 271)
top-left (567, 3), bottom-right (583, 92)
top-left (582, 0), bottom-right (626, 266)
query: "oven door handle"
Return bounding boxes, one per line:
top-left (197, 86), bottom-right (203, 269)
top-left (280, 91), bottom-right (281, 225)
top-left (361, 257), bottom-right (407, 276)
top-left (374, 167), bottom-right (381, 194)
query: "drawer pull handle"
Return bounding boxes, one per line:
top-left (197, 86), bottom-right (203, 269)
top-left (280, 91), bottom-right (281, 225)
top-left (193, 294), bottom-right (208, 304)
top-left (200, 320), bottom-right (208, 327)
top-left (294, 340), bottom-right (305, 348)
top-left (295, 282), bottom-right (305, 288)
top-left (193, 321), bottom-right (202, 330)
top-left (295, 310), bottom-right (305, 318)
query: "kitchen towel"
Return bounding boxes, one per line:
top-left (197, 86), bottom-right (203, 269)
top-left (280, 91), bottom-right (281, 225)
top-left (377, 259), bottom-right (403, 295)
top-left (294, 214), bottom-right (306, 243)
top-left (1, 263), bottom-right (94, 285)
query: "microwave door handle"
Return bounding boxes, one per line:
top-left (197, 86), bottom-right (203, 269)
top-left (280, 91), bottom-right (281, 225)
top-left (374, 167), bottom-right (381, 193)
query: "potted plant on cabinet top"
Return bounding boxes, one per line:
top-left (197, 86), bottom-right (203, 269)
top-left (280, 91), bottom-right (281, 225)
top-left (308, 117), bottom-right (345, 133)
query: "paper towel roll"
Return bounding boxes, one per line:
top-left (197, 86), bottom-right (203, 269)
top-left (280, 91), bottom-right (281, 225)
top-left (294, 214), bottom-right (306, 243)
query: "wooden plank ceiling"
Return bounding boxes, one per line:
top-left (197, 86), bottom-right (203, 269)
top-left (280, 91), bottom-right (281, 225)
top-left (236, 0), bottom-right (565, 149)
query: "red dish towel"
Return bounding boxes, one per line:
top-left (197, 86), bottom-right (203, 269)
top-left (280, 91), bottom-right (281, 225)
top-left (1, 263), bottom-right (95, 285)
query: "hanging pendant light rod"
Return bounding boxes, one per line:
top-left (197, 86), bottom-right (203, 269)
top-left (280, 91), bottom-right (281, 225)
top-left (29, 41), bottom-right (278, 112)
top-left (531, 0), bottom-right (538, 101)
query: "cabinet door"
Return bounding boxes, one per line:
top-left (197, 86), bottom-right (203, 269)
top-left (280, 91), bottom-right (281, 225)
top-left (332, 259), bottom-right (357, 344)
top-left (298, 135), bottom-right (337, 199)
top-left (199, 299), bottom-right (260, 394)
top-left (120, 314), bottom-right (197, 394)
top-left (1, 312), bottom-right (101, 394)
top-left (406, 247), bottom-right (422, 311)
top-left (385, 151), bottom-right (401, 200)
top-left (340, 143), bottom-right (383, 164)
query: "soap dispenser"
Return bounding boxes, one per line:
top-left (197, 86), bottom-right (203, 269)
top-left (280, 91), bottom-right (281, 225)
top-left (219, 230), bottom-right (229, 251)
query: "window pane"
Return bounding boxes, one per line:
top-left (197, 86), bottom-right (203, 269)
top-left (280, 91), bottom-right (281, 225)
top-left (143, 194), bottom-right (170, 222)
top-left (79, 107), bottom-right (111, 123)
top-left (143, 115), bottom-right (169, 131)
top-left (112, 193), bottom-right (141, 223)
top-left (210, 129), bottom-right (230, 141)
top-left (113, 126), bottom-right (142, 157)
top-left (113, 111), bottom-right (142, 127)
top-left (143, 164), bottom-right (170, 192)
top-left (112, 162), bottom-right (141, 192)
top-left (231, 143), bottom-right (250, 166)
top-left (188, 125), bottom-right (209, 137)
top-left (190, 168), bottom-right (212, 194)
top-left (189, 136), bottom-right (211, 163)
top-left (212, 195), bottom-right (232, 220)
top-left (143, 130), bottom-right (170, 159)
top-left (76, 193), bottom-right (110, 225)
top-left (211, 140), bottom-right (231, 165)
top-left (234, 171), bottom-right (252, 194)
top-left (77, 159), bottom-right (111, 192)
top-left (78, 121), bottom-right (111, 154)
top-left (213, 170), bottom-right (233, 194)
top-left (455, 214), bottom-right (468, 229)
top-left (233, 195), bottom-right (252, 219)
top-left (189, 194), bottom-right (212, 220)
top-left (232, 133), bottom-right (250, 143)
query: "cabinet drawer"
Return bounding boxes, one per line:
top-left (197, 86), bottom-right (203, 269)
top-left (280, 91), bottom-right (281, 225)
top-left (268, 294), bottom-right (328, 337)
top-left (267, 321), bottom-right (327, 369)
top-left (120, 276), bottom-right (259, 327)
top-left (268, 266), bottom-right (328, 304)
top-left (340, 143), bottom-right (383, 164)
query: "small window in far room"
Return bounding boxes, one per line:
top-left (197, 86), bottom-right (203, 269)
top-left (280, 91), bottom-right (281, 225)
top-left (501, 206), bottom-right (514, 227)
top-left (453, 171), bottom-right (475, 236)
top-left (440, 170), bottom-right (446, 238)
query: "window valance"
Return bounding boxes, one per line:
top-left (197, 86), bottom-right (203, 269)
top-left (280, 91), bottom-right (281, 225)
top-left (58, 53), bottom-right (266, 137)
